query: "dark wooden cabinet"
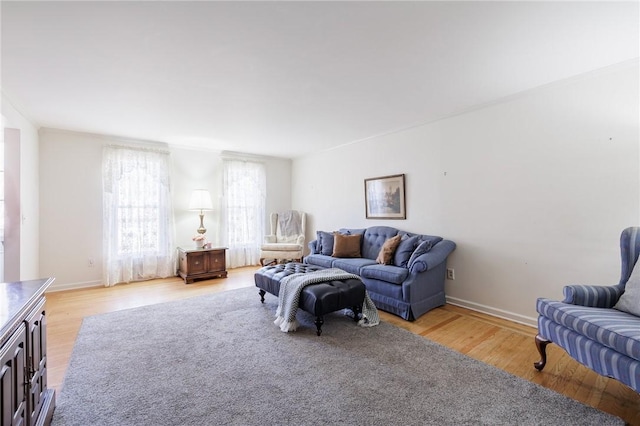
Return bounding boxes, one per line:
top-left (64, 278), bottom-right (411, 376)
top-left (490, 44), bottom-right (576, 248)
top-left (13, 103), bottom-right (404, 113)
top-left (178, 247), bottom-right (228, 284)
top-left (0, 278), bottom-right (55, 426)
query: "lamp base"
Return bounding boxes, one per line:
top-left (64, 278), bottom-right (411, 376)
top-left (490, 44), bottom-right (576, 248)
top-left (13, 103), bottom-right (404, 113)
top-left (197, 212), bottom-right (207, 235)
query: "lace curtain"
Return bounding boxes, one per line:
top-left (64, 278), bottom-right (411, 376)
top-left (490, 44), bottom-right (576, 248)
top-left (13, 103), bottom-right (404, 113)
top-left (222, 159), bottom-right (265, 268)
top-left (102, 146), bottom-right (175, 286)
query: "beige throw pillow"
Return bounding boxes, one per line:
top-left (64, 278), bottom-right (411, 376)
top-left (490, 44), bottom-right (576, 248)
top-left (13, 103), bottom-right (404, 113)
top-left (332, 233), bottom-right (362, 258)
top-left (376, 235), bottom-right (402, 265)
top-left (614, 258), bottom-right (640, 317)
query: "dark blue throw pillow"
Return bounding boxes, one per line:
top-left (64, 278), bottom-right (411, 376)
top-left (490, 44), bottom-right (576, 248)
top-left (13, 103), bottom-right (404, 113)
top-left (394, 235), bottom-right (420, 268)
top-left (407, 240), bottom-right (433, 266)
top-left (316, 231), bottom-right (335, 256)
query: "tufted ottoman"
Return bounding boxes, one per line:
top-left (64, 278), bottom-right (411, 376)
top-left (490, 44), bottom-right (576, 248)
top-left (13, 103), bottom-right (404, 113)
top-left (254, 262), bottom-right (365, 335)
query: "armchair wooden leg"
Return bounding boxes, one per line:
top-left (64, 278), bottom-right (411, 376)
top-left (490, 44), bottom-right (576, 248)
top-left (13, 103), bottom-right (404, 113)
top-left (534, 334), bottom-right (551, 371)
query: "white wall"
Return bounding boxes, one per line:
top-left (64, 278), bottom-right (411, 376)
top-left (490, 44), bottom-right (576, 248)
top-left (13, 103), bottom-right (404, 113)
top-left (39, 129), bottom-right (291, 290)
top-left (292, 61), bottom-right (640, 325)
top-left (1, 94), bottom-right (40, 280)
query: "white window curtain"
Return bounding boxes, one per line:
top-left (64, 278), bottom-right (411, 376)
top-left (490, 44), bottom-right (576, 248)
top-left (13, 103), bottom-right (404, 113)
top-left (222, 159), bottom-right (266, 268)
top-left (102, 145), bottom-right (176, 286)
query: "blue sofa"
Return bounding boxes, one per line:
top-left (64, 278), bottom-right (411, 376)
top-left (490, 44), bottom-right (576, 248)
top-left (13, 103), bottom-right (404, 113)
top-left (304, 225), bottom-right (456, 320)
top-left (535, 227), bottom-right (640, 393)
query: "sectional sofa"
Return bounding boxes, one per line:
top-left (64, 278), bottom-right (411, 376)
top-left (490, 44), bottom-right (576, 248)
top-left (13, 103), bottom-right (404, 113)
top-left (304, 225), bottom-right (456, 320)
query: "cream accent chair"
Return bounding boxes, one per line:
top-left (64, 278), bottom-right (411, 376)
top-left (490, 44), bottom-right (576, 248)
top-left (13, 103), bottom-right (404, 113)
top-left (259, 210), bottom-right (306, 266)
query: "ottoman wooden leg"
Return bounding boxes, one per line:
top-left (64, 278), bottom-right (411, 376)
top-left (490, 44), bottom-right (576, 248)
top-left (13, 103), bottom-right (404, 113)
top-left (314, 316), bottom-right (324, 336)
top-left (259, 289), bottom-right (266, 303)
top-left (351, 305), bottom-right (363, 322)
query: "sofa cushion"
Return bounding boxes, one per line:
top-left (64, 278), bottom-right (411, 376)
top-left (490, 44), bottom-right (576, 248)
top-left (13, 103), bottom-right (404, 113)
top-left (361, 264), bottom-right (409, 285)
top-left (376, 235), bottom-right (402, 265)
top-left (614, 259), bottom-right (640, 316)
top-left (332, 233), bottom-right (362, 258)
top-left (537, 298), bottom-right (640, 362)
top-left (316, 231), bottom-right (335, 256)
top-left (394, 235), bottom-right (420, 268)
top-left (332, 258), bottom-right (376, 275)
top-left (303, 254), bottom-right (335, 268)
top-left (261, 243), bottom-right (301, 251)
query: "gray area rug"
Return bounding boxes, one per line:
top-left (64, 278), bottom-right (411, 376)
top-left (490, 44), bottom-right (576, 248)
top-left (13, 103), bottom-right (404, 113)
top-left (52, 286), bottom-right (622, 425)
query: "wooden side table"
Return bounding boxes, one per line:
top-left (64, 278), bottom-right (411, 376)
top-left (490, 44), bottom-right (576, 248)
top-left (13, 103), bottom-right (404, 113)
top-left (177, 246), bottom-right (228, 284)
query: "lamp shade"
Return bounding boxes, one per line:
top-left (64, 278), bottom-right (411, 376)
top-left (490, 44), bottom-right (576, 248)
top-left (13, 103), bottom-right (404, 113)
top-left (189, 189), bottom-right (213, 211)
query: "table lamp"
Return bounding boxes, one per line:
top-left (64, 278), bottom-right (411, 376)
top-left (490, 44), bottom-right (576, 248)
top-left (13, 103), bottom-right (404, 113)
top-left (189, 189), bottom-right (213, 235)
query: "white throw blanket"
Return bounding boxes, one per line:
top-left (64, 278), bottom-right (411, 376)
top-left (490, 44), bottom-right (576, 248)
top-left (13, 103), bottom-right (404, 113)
top-left (274, 268), bottom-right (380, 332)
top-left (276, 210), bottom-right (302, 243)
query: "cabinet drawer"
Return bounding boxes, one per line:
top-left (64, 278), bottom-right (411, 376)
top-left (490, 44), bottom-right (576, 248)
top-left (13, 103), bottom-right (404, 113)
top-left (187, 252), bottom-right (207, 274)
top-left (207, 252), bottom-right (225, 272)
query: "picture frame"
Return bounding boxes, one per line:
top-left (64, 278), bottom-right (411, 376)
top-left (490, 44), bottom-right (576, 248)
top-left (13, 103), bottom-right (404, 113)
top-left (364, 174), bottom-right (406, 219)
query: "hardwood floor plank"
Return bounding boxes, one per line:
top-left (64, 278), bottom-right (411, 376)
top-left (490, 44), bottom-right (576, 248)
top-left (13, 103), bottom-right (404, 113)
top-left (45, 266), bottom-right (640, 424)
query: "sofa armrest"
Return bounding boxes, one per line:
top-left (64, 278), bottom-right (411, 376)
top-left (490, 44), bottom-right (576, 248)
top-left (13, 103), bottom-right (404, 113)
top-left (562, 284), bottom-right (624, 308)
top-left (308, 239), bottom-right (319, 254)
top-left (408, 240), bottom-right (456, 274)
top-left (264, 235), bottom-right (276, 244)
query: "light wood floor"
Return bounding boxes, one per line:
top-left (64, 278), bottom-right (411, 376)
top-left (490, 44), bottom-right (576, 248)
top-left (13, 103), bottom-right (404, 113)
top-left (45, 266), bottom-right (640, 425)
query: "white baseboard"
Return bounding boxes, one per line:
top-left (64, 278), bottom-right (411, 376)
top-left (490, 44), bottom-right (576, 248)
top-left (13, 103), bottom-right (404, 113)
top-left (445, 296), bottom-right (538, 328)
top-left (47, 280), bottom-right (102, 292)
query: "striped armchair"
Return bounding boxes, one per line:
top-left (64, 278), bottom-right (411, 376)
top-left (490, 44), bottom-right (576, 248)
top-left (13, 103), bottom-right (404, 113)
top-left (534, 227), bottom-right (640, 393)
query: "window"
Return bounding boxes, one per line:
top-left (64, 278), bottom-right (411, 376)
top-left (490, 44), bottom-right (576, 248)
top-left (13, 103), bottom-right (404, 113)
top-left (222, 159), bottom-right (265, 268)
top-left (114, 167), bottom-right (162, 255)
top-left (103, 146), bottom-right (175, 286)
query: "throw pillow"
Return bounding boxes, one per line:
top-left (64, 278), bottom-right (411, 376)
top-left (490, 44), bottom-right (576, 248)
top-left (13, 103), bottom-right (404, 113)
top-left (332, 233), bottom-right (362, 258)
top-left (316, 231), bottom-right (335, 256)
top-left (394, 235), bottom-right (420, 267)
top-left (339, 228), bottom-right (366, 236)
top-left (407, 240), bottom-right (433, 266)
top-left (376, 235), bottom-right (402, 265)
top-left (613, 258), bottom-right (640, 316)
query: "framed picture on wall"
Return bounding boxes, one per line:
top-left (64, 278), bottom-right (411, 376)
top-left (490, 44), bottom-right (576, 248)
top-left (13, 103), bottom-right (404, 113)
top-left (364, 174), bottom-right (406, 219)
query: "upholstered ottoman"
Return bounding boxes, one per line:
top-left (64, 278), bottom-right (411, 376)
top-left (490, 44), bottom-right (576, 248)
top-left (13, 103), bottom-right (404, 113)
top-left (254, 262), bottom-right (365, 335)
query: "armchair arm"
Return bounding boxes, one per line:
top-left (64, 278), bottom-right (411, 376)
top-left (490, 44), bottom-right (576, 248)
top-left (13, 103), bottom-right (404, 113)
top-left (408, 240), bottom-right (456, 274)
top-left (264, 235), bottom-right (276, 244)
top-left (562, 284), bottom-right (624, 308)
top-left (295, 235), bottom-right (305, 246)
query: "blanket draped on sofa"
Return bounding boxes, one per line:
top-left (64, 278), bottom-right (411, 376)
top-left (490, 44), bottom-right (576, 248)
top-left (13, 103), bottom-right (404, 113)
top-left (274, 268), bottom-right (379, 332)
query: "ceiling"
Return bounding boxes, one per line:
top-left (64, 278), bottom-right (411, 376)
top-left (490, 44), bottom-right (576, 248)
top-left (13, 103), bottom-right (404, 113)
top-left (1, 1), bottom-right (638, 159)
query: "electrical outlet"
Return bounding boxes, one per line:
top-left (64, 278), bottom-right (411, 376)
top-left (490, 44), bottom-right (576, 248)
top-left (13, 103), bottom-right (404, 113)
top-left (88, 258), bottom-right (95, 267)
top-left (446, 268), bottom-right (455, 280)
